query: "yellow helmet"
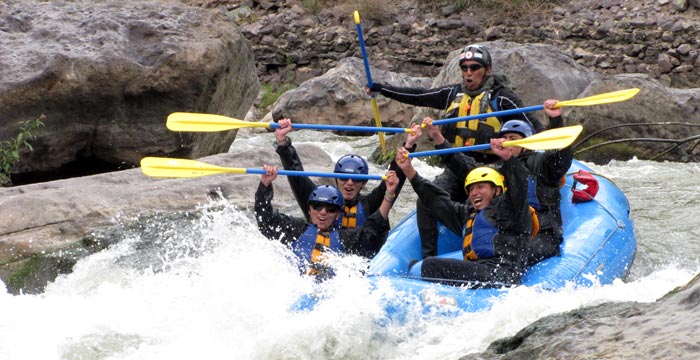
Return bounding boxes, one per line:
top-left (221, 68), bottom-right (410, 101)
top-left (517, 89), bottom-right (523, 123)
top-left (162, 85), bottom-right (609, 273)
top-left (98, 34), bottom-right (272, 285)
top-left (464, 167), bottom-right (504, 192)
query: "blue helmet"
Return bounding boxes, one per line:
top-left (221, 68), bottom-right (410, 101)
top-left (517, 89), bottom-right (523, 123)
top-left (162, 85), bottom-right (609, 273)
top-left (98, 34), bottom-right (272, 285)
top-left (308, 185), bottom-right (344, 209)
top-left (334, 154), bottom-right (368, 175)
top-left (498, 120), bottom-right (535, 138)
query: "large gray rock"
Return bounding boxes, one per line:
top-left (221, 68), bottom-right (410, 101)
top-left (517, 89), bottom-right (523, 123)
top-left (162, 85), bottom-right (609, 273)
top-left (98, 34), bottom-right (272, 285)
top-left (463, 274), bottom-right (700, 359)
top-left (566, 74), bottom-right (700, 162)
top-left (0, 1), bottom-right (259, 178)
top-left (270, 57), bottom-right (432, 128)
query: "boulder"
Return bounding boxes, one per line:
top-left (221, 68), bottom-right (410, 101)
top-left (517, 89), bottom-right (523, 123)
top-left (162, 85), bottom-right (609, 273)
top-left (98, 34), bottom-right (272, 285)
top-left (464, 274), bottom-right (700, 359)
top-left (566, 74), bottom-right (700, 162)
top-left (0, 1), bottom-right (260, 182)
top-left (269, 57), bottom-right (432, 129)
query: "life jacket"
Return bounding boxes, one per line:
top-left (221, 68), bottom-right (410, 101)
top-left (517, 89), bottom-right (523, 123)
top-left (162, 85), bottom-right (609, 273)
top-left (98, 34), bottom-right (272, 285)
top-left (463, 206), bottom-right (540, 260)
top-left (292, 225), bottom-right (343, 275)
top-left (336, 201), bottom-right (367, 229)
top-left (444, 90), bottom-right (501, 147)
top-left (527, 174), bottom-right (541, 210)
top-left (462, 211), bottom-right (497, 260)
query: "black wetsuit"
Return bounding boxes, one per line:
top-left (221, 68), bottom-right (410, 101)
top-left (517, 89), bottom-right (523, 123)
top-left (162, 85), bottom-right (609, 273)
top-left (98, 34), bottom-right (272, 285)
top-left (254, 181), bottom-right (390, 260)
top-left (410, 156), bottom-right (531, 287)
top-left (274, 137), bottom-right (413, 257)
top-left (372, 78), bottom-right (545, 259)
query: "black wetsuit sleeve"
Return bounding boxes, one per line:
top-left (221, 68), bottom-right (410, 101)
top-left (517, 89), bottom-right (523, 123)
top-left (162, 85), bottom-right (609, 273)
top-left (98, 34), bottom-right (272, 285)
top-left (494, 156), bottom-right (531, 235)
top-left (340, 210), bottom-right (391, 258)
top-left (376, 83), bottom-right (459, 110)
top-left (535, 115), bottom-right (573, 187)
top-left (274, 138), bottom-right (316, 222)
top-left (409, 173), bottom-right (470, 236)
top-left (254, 181), bottom-right (308, 245)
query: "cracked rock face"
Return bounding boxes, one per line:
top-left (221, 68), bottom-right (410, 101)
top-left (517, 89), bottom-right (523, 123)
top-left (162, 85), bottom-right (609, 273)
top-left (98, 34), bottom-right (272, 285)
top-left (0, 1), bottom-right (259, 180)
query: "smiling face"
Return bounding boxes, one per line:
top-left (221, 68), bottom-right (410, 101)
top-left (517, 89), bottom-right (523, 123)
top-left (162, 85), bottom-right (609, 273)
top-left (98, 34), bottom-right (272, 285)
top-left (467, 181), bottom-right (501, 210)
top-left (309, 202), bottom-right (342, 231)
top-left (335, 178), bottom-right (366, 201)
top-left (460, 60), bottom-right (491, 91)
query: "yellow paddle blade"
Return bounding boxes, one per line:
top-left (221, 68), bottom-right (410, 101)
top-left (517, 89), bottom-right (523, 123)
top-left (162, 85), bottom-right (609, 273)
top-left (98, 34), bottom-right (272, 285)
top-left (504, 125), bottom-right (583, 150)
top-left (140, 157), bottom-right (246, 178)
top-left (166, 112), bottom-right (272, 132)
top-left (554, 88), bottom-right (639, 108)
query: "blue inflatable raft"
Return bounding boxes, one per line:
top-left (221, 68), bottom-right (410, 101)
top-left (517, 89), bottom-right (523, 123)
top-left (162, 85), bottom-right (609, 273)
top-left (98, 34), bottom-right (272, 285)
top-left (363, 159), bottom-right (636, 316)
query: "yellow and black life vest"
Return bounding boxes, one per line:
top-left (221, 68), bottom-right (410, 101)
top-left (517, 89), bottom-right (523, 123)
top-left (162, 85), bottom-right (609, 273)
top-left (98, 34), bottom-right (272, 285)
top-left (293, 225), bottom-right (343, 276)
top-left (462, 212), bottom-right (481, 261)
top-left (337, 202), bottom-right (366, 229)
top-left (341, 205), bottom-right (358, 228)
top-left (462, 206), bottom-right (540, 261)
top-left (445, 91), bottom-right (501, 147)
top-left (308, 231), bottom-right (331, 276)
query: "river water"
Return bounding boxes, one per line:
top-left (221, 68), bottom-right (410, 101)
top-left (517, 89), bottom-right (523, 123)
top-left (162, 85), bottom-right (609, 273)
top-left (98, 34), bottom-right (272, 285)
top-left (1, 130), bottom-right (699, 360)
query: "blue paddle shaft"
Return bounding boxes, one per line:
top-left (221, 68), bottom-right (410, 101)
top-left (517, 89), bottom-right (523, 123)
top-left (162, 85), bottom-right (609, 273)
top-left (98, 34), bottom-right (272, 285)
top-left (408, 143), bottom-right (491, 158)
top-left (268, 122), bottom-right (406, 134)
top-left (430, 105), bottom-right (544, 126)
top-left (246, 168), bottom-right (384, 181)
top-left (356, 23), bottom-right (373, 86)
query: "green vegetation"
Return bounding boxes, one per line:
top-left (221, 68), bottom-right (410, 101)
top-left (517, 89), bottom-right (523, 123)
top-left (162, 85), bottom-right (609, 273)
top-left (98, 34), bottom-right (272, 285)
top-left (574, 138), bottom-right (639, 164)
top-left (259, 83), bottom-right (296, 110)
top-left (0, 115), bottom-right (45, 187)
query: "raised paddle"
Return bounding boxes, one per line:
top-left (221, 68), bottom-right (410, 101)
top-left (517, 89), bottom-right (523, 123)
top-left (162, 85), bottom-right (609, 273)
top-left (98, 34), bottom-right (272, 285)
top-left (140, 157), bottom-right (387, 181)
top-left (166, 112), bottom-right (412, 133)
top-left (408, 125), bottom-right (583, 158)
top-left (428, 88), bottom-right (640, 127)
top-left (166, 89), bottom-right (639, 133)
top-left (354, 10), bottom-right (386, 155)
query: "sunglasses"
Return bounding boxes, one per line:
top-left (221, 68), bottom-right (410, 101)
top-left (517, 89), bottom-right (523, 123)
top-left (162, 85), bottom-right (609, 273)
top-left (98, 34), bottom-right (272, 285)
top-left (310, 202), bottom-right (341, 214)
top-left (460, 63), bottom-right (484, 72)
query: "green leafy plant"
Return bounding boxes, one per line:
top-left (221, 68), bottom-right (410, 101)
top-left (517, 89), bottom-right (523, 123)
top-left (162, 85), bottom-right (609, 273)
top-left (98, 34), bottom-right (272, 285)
top-left (0, 115), bottom-right (45, 186)
top-left (259, 83), bottom-right (296, 110)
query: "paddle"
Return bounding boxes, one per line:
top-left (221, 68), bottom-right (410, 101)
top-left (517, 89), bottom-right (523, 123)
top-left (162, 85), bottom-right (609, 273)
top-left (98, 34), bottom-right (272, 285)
top-left (428, 88), bottom-right (640, 127)
top-left (408, 125), bottom-right (583, 158)
top-left (354, 10), bottom-right (386, 156)
top-left (140, 157), bottom-right (387, 181)
top-left (166, 112), bottom-right (412, 133)
top-left (166, 88), bottom-right (639, 134)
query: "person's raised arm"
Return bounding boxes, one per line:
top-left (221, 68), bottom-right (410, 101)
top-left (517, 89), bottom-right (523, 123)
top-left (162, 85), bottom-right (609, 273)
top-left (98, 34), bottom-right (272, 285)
top-left (274, 118), bottom-right (294, 146)
top-left (404, 122), bottom-right (422, 150)
top-left (395, 146), bottom-right (417, 181)
top-left (543, 99), bottom-right (564, 129)
top-left (260, 164), bottom-right (278, 188)
top-left (377, 170), bottom-right (399, 220)
top-left (273, 118), bottom-right (316, 221)
top-left (490, 138), bottom-right (512, 162)
top-left (423, 117), bottom-right (446, 146)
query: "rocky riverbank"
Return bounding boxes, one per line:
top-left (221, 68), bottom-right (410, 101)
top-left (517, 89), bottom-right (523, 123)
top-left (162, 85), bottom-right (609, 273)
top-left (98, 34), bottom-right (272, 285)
top-left (218, 0), bottom-right (700, 89)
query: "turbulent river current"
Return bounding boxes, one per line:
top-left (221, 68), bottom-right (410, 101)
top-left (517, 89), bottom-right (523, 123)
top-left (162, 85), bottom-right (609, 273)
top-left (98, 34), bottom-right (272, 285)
top-left (2, 130), bottom-right (698, 360)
